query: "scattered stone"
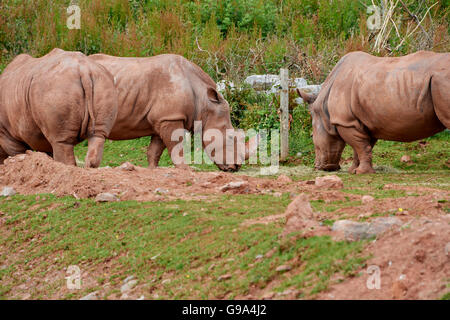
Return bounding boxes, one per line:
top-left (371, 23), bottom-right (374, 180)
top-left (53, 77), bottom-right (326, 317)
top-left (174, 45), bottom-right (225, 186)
top-left (255, 254), bottom-right (263, 260)
top-left (154, 188), bottom-right (169, 194)
top-left (315, 175), bottom-right (343, 189)
top-left (245, 74), bottom-right (280, 91)
top-left (265, 247), bottom-right (277, 258)
top-left (120, 279), bottom-right (138, 294)
top-left (95, 192), bottom-right (119, 202)
top-left (80, 291), bottom-right (98, 300)
top-left (123, 275), bottom-right (135, 284)
top-left (361, 195), bottom-right (375, 204)
top-left (119, 162), bottom-right (135, 171)
top-left (298, 84), bottom-right (322, 96)
top-left (0, 186), bottom-right (16, 197)
top-left (283, 194), bottom-right (317, 235)
top-left (220, 181), bottom-right (248, 192)
top-left (218, 274), bottom-right (232, 281)
top-left (277, 174), bottom-right (292, 183)
top-left (273, 192), bottom-right (282, 197)
top-left (400, 155), bottom-right (411, 163)
top-left (261, 292), bottom-right (275, 300)
top-left (332, 217), bottom-right (402, 241)
top-left (276, 265), bottom-right (292, 272)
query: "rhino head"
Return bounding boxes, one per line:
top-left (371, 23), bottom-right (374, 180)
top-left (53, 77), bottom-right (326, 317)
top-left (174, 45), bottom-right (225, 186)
top-left (200, 87), bottom-right (253, 172)
top-left (297, 88), bottom-right (345, 171)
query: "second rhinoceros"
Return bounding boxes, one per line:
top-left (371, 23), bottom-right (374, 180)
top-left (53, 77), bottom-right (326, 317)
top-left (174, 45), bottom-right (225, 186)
top-left (298, 50), bottom-right (449, 174)
top-left (0, 48), bottom-right (118, 167)
top-left (89, 53), bottom-right (250, 171)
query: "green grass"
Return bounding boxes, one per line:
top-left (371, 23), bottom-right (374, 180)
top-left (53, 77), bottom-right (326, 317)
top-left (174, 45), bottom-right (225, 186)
top-left (0, 194), bottom-right (367, 299)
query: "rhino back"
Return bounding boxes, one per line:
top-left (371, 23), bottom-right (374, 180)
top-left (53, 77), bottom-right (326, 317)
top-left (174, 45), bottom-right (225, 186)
top-left (351, 52), bottom-right (446, 141)
top-left (324, 51), bottom-right (446, 142)
top-left (90, 54), bottom-right (209, 140)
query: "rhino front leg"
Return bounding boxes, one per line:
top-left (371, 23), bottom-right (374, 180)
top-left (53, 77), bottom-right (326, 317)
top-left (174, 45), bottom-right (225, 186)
top-left (147, 135), bottom-right (165, 168)
top-left (337, 127), bottom-right (376, 174)
top-left (159, 120), bottom-right (191, 170)
top-left (347, 137), bottom-right (377, 173)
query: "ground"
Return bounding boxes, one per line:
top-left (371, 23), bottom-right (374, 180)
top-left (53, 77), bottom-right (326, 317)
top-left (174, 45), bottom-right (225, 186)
top-left (0, 135), bottom-right (449, 300)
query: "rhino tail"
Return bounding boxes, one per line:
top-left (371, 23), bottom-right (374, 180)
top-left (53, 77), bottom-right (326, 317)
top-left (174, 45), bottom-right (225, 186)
top-left (79, 62), bottom-right (96, 139)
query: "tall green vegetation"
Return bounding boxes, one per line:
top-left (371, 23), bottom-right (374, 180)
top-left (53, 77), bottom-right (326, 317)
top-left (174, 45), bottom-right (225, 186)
top-left (0, 0), bottom-right (448, 161)
top-left (1, 0), bottom-right (448, 82)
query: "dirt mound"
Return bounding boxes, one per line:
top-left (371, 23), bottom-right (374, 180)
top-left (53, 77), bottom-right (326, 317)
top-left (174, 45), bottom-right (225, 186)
top-left (318, 215), bottom-right (450, 300)
top-left (0, 151), bottom-right (298, 201)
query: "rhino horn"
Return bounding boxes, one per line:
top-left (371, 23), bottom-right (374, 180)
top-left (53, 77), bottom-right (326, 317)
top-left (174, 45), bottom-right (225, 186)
top-left (297, 88), bottom-right (318, 104)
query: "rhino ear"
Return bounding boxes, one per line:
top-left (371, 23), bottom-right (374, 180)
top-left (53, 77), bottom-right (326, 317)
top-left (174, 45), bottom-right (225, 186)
top-left (297, 88), bottom-right (318, 104)
top-left (207, 87), bottom-right (221, 103)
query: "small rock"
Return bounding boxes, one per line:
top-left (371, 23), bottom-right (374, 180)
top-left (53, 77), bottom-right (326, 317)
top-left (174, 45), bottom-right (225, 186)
top-left (276, 265), bottom-right (292, 272)
top-left (361, 195), bottom-right (375, 204)
top-left (332, 217), bottom-right (402, 241)
top-left (95, 192), bottom-right (119, 202)
top-left (283, 194), bottom-right (317, 235)
top-left (265, 247), bottom-right (277, 258)
top-left (154, 188), bottom-right (169, 194)
top-left (261, 292), bottom-right (275, 300)
top-left (255, 254), bottom-right (264, 260)
top-left (1, 187), bottom-right (16, 197)
top-left (367, 217), bottom-right (402, 237)
top-left (400, 155), bottom-right (411, 163)
top-left (218, 274), bottom-right (232, 281)
top-left (277, 174), bottom-right (292, 183)
top-left (315, 175), bottom-right (343, 189)
top-left (80, 291), bottom-right (98, 300)
top-left (119, 162), bottom-right (135, 171)
top-left (273, 192), bottom-right (282, 198)
top-left (220, 181), bottom-right (248, 192)
top-left (120, 279), bottom-right (138, 293)
top-left (123, 275), bottom-right (135, 284)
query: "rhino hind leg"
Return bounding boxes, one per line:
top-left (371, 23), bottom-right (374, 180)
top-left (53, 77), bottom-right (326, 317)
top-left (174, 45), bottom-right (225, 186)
top-left (51, 142), bottom-right (76, 166)
top-left (84, 136), bottom-right (106, 168)
top-left (159, 120), bottom-right (191, 170)
top-left (337, 126), bottom-right (376, 174)
top-left (147, 135), bottom-right (165, 168)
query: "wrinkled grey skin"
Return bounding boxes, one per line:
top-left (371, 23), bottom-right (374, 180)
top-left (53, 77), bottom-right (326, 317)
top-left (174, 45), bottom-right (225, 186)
top-left (0, 48), bottom-right (118, 167)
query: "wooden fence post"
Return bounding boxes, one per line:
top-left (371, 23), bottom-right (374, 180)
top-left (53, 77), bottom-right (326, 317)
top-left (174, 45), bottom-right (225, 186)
top-left (280, 68), bottom-right (289, 161)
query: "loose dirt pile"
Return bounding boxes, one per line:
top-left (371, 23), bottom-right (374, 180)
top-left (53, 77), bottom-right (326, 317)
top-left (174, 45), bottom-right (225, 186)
top-left (0, 151), bottom-right (301, 201)
top-left (317, 215), bottom-right (450, 300)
